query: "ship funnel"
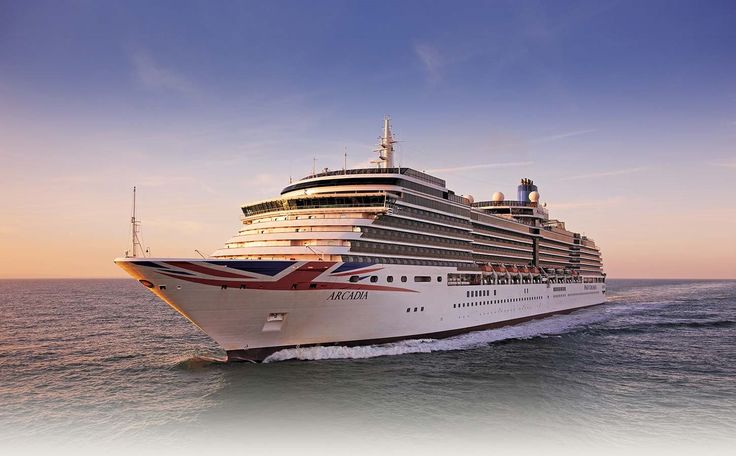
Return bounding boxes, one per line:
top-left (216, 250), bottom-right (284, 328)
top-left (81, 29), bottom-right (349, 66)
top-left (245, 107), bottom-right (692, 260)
top-left (517, 178), bottom-right (538, 202)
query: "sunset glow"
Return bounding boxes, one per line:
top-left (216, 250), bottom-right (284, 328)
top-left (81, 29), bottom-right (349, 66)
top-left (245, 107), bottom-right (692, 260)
top-left (1, 1), bottom-right (734, 279)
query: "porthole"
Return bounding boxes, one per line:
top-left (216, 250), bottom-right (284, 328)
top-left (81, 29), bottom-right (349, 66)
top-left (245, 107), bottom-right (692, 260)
top-left (401, 276), bottom-right (407, 282)
top-left (370, 276), bottom-right (378, 283)
top-left (387, 276), bottom-right (394, 283)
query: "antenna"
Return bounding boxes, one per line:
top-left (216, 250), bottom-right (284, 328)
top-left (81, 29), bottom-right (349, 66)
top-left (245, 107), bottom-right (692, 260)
top-left (343, 147), bottom-right (348, 174)
top-left (312, 157), bottom-right (317, 176)
top-left (194, 249), bottom-right (206, 259)
top-left (130, 186), bottom-right (144, 258)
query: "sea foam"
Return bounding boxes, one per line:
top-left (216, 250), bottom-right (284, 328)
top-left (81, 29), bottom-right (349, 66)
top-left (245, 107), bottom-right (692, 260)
top-left (264, 305), bottom-right (613, 363)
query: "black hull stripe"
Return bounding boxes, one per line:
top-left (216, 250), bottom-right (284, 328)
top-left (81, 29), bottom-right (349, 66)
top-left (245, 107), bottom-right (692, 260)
top-left (226, 300), bottom-right (607, 362)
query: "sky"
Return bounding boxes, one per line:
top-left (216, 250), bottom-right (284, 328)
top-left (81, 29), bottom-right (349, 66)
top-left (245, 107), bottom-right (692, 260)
top-left (1, 0), bottom-right (735, 279)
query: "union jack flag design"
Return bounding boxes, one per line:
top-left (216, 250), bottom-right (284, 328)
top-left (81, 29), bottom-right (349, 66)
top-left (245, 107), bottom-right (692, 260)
top-left (131, 260), bottom-right (415, 292)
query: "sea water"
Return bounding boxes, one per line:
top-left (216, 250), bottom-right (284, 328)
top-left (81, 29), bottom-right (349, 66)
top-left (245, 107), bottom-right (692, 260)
top-left (1, 279), bottom-right (734, 454)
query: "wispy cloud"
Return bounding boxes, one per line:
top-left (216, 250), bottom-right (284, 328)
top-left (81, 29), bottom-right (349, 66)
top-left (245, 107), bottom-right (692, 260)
top-left (531, 129), bottom-right (597, 144)
top-left (414, 43), bottom-right (444, 84)
top-left (131, 50), bottom-right (195, 93)
top-left (710, 159), bottom-right (736, 169)
top-left (426, 161), bottom-right (533, 174)
top-left (561, 167), bottom-right (647, 181)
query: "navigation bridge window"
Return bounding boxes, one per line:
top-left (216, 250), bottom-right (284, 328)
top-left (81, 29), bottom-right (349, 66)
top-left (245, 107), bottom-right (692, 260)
top-left (243, 195), bottom-right (388, 217)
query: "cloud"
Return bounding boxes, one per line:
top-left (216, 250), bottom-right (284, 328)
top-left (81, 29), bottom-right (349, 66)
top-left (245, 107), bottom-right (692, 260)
top-left (561, 167), bottom-right (647, 181)
top-left (131, 51), bottom-right (195, 93)
top-left (532, 129), bottom-right (597, 144)
top-left (426, 161), bottom-right (533, 174)
top-left (414, 43), bottom-right (444, 84)
top-left (710, 160), bottom-right (736, 169)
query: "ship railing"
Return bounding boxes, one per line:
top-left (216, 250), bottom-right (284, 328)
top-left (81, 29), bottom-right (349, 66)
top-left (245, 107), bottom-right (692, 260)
top-left (300, 167), bottom-right (446, 188)
top-left (243, 194), bottom-right (393, 217)
top-left (472, 200), bottom-right (539, 208)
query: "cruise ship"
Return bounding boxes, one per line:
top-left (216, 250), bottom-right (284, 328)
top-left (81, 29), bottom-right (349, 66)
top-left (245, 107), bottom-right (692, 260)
top-left (115, 118), bottom-right (606, 362)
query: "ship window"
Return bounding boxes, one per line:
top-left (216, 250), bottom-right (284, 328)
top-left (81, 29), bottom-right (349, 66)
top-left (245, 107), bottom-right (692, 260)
top-left (437, 276), bottom-right (442, 282)
top-left (421, 307), bottom-right (424, 311)
top-left (370, 276), bottom-right (378, 283)
top-left (401, 276), bottom-right (407, 282)
top-left (414, 276), bottom-right (431, 283)
top-left (414, 307), bottom-right (418, 312)
top-left (387, 276), bottom-right (394, 283)
top-left (309, 283), bottom-right (317, 289)
top-left (159, 285), bottom-right (167, 290)
top-left (220, 285), bottom-right (227, 290)
top-left (349, 275), bottom-right (360, 283)
top-left (240, 284), bottom-right (246, 289)
top-left (406, 308), bottom-right (410, 312)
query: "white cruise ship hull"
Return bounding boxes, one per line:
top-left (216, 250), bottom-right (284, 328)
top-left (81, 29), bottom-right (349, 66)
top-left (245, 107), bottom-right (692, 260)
top-left (116, 258), bottom-right (606, 362)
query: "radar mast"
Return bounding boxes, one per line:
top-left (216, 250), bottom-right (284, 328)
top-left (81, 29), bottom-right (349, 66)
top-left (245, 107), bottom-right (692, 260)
top-left (129, 186), bottom-right (144, 258)
top-left (372, 116), bottom-right (396, 169)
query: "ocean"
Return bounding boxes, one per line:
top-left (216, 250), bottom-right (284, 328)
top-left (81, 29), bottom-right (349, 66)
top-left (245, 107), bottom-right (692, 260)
top-left (1, 279), bottom-right (734, 455)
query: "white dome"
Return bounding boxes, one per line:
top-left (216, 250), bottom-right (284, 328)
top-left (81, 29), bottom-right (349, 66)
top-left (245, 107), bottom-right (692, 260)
top-left (528, 191), bottom-right (540, 203)
top-left (462, 194), bottom-right (474, 204)
top-left (491, 192), bottom-right (505, 202)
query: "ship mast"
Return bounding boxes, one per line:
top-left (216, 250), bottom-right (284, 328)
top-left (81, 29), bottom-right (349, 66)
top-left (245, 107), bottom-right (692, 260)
top-left (130, 186), bottom-right (143, 258)
top-left (372, 116), bottom-right (396, 169)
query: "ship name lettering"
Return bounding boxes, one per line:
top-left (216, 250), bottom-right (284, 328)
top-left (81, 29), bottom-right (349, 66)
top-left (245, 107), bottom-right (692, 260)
top-left (327, 291), bottom-right (369, 301)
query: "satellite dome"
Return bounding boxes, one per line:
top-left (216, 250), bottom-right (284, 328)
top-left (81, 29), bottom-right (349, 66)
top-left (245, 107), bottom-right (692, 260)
top-left (491, 192), bottom-right (505, 202)
top-left (528, 191), bottom-right (540, 203)
top-left (462, 194), bottom-right (474, 204)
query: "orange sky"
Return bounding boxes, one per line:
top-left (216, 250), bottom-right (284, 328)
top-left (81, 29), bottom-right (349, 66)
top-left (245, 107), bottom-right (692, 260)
top-left (2, 1), bottom-right (735, 279)
top-left (1, 151), bottom-right (734, 279)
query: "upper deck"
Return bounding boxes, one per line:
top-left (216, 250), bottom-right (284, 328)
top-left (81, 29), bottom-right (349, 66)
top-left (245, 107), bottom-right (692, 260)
top-left (217, 118), bottom-right (603, 274)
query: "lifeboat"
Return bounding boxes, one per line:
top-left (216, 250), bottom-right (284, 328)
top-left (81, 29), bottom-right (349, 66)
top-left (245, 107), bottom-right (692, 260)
top-left (492, 264), bottom-right (509, 284)
top-left (506, 264), bottom-right (522, 284)
top-left (479, 263), bottom-right (497, 284)
top-left (530, 266), bottom-right (542, 283)
top-left (518, 266), bottom-right (533, 284)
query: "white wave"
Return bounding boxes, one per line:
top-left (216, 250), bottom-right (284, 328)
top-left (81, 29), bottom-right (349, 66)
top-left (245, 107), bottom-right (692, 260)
top-left (264, 306), bottom-right (610, 363)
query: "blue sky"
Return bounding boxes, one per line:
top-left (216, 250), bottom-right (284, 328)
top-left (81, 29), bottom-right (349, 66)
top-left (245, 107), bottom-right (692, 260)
top-left (1, 0), bottom-right (735, 278)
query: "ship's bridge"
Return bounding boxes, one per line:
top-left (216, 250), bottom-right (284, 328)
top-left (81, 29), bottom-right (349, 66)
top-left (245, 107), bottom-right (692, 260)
top-left (279, 166), bottom-right (463, 201)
